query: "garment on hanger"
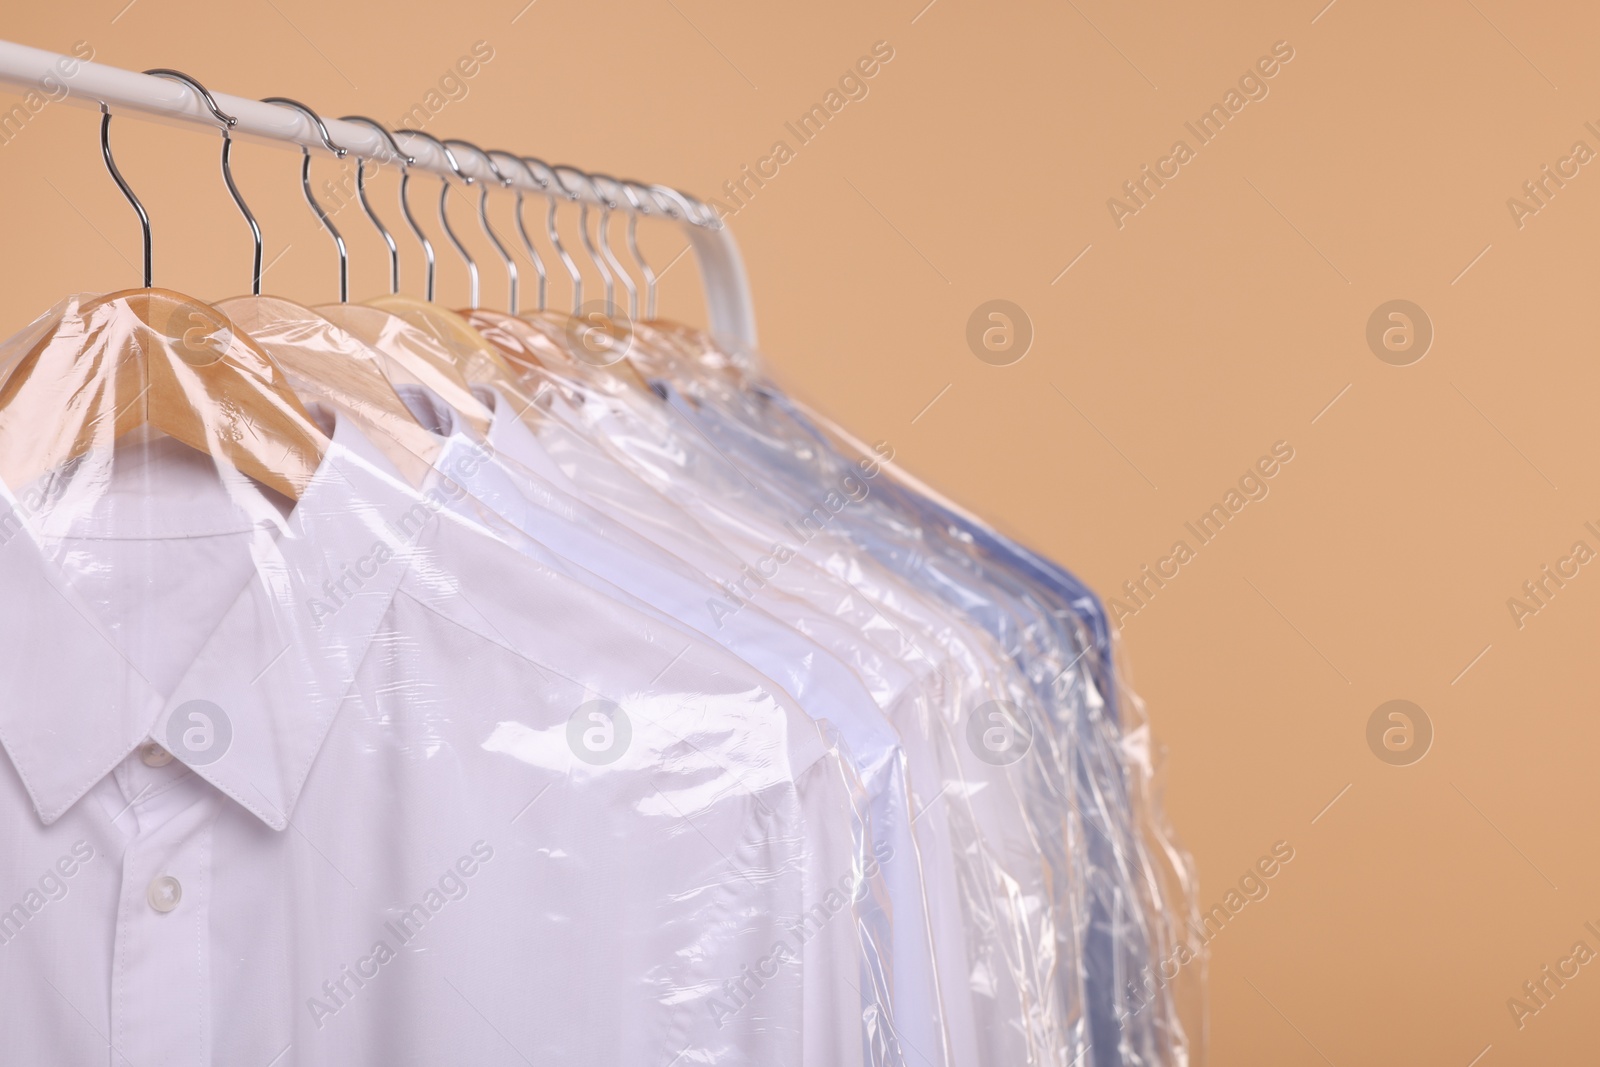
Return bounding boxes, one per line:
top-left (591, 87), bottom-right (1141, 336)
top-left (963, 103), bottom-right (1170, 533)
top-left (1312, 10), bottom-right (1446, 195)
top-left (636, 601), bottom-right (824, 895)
top-left (0, 340), bottom-right (869, 1065)
top-left (397, 380), bottom-right (916, 1066)
top-left (476, 326), bottom-right (1087, 1066)
top-left (0, 53), bottom-right (1201, 1067)
top-left (627, 323), bottom-right (1202, 1067)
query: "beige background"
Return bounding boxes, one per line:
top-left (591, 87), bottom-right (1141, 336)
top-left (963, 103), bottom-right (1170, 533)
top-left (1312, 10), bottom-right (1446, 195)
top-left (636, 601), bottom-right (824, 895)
top-left (4, 1), bottom-right (1599, 1062)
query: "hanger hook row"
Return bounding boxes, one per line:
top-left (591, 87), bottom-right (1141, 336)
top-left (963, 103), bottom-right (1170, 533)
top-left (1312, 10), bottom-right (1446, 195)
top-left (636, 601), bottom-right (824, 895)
top-left (489, 150), bottom-right (549, 312)
top-left (587, 172), bottom-right (639, 321)
top-left (649, 184), bottom-right (717, 229)
top-left (144, 68), bottom-right (235, 127)
top-left (552, 165), bottom-right (615, 317)
top-left (147, 69), bottom-right (263, 294)
top-left (263, 96), bottom-right (349, 301)
top-left (395, 128), bottom-right (469, 183)
top-left (617, 179), bottom-right (658, 320)
top-left (339, 116), bottom-right (413, 168)
top-left (341, 115), bottom-right (412, 295)
top-left (263, 96), bottom-right (347, 157)
top-left (371, 124), bottom-right (438, 300)
top-left (445, 138), bottom-right (520, 313)
top-left (397, 128), bottom-right (476, 306)
top-left (519, 157), bottom-right (582, 309)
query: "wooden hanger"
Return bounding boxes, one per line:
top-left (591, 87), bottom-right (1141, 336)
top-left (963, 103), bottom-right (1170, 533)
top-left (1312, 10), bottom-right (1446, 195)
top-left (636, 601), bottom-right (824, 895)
top-left (360, 295), bottom-right (549, 432)
top-left (514, 308), bottom-right (658, 396)
top-left (322, 302), bottom-right (495, 436)
top-left (447, 150), bottom-right (658, 398)
top-left (0, 103), bottom-right (325, 499)
top-left (458, 308), bottom-right (555, 378)
top-left (171, 91), bottom-right (444, 483)
top-left (216, 296), bottom-right (440, 483)
top-left (627, 317), bottom-right (752, 394)
top-left (367, 295), bottom-right (517, 376)
top-left (0, 289), bottom-right (328, 500)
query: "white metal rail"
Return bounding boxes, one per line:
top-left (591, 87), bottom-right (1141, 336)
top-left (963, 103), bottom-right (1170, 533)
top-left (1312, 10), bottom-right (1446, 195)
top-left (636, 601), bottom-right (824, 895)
top-left (0, 39), bottom-right (757, 348)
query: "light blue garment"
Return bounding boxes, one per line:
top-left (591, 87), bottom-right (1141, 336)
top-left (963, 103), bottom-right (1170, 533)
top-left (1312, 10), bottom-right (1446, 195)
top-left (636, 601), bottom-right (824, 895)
top-left (542, 369), bottom-right (1083, 1065)
top-left (653, 375), bottom-right (1186, 1067)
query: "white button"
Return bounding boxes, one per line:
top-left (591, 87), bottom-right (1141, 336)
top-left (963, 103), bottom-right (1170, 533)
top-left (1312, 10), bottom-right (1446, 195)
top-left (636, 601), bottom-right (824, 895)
top-left (147, 875), bottom-right (182, 913)
top-left (139, 742), bottom-right (174, 768)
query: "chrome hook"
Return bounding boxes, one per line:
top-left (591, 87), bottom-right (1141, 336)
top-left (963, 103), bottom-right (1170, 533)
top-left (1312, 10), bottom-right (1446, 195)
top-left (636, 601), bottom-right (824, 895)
top-left (99, 102), bottom-right (151, 288)
top-left (554, 166), bottom-right (613, 316)
top-left (446, 139), bottom-right (519, 313)
top-left (340, 116), bottom-right (411, 295)
top-left (348, 123), bottom-right (438, 300)
top-left (396, 128), bottom-right (475, 306)
top-left (145, 69), bottom-right (262, 294)
top-left (648, 183), bottom-right (700, 227)
top-left (262, 96), bottom-right (349, 302)
top-left (651, 183), bottom-right (720, 231)
top-left (524, 157), bottom-right (583, 313)
top-left (619, 179), bottom-right (659, 320)
top-left (490, 150), bottom-right (548, 312)
top-left (590, 173), bottom-right (639, 321)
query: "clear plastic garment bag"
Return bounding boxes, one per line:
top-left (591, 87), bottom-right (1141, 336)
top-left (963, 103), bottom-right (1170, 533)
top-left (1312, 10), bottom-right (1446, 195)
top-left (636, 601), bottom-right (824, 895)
top-left (0, 46), bottom-right (1200, 1067)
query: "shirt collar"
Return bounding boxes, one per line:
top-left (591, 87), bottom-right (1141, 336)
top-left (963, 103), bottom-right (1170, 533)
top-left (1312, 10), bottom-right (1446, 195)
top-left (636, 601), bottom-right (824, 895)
top-left (0, 413), bottom-right (422, 830)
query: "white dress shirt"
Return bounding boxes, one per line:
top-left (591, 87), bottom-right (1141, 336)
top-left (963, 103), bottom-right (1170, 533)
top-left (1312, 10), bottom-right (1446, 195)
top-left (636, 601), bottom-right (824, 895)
top-left (0, 413), bottom-right (859, 1066)
top-left (506, 364), bottom-right (1082, 1067)
top-left (394, 383), bottom-right (944, 1067)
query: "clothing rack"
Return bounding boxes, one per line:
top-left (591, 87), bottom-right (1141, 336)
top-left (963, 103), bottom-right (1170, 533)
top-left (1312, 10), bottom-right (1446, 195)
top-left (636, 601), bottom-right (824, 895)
top-left (0, 39), bottom-right (758, 349)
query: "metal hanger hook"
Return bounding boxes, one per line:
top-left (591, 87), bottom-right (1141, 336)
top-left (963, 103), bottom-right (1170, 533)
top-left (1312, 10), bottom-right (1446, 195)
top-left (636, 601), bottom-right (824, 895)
top-left (341, 116), bottom-right (411, 295)
top-left (647, 183), bottom-right (708, 229)
top-left (618, 179), bottom-right (659, 320)
top-left (589, 173), bottom-right (639, 321)
top-left (262, 96), bottom-right (349, 302)
top-left (684, 191), bottom-right (723, 230)
top-left (524, 157), bottom-right (583, 313)
top-left (397, 128), bottom-right (475, 307)
top-left (98, 102), bottom-right (152, 288)
top-left (380, 129), bottom-right (436, 300)
top-left (446, 139), bottom-right (519, 313)
top-left (146, 69), bottom-right (262, 295)
top-left (490, 150), bottom-right (548, 312)
top-left (554, 166), bottom-right (614, 317)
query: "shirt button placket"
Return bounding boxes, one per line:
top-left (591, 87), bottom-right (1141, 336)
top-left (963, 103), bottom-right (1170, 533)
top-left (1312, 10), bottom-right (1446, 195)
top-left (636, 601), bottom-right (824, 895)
top-left (109, 779), bottom-right (216, 1067)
